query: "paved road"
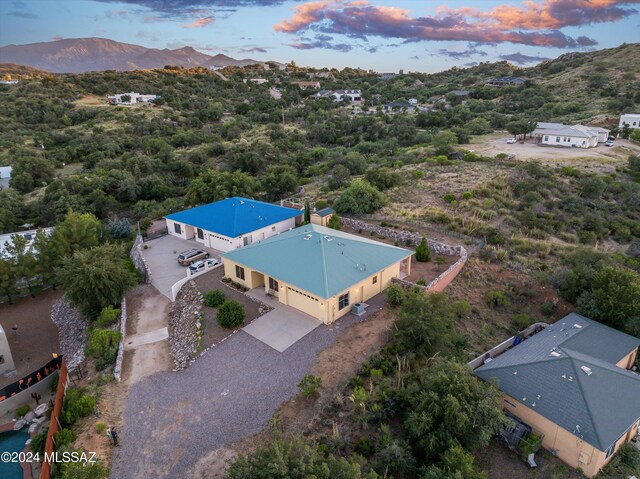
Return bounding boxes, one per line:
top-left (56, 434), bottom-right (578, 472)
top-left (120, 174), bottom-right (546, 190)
top-left (109, 314), bottom-right (366, 479)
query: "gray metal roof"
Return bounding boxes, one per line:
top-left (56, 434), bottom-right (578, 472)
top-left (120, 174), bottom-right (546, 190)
top-left (475, 313), bottom-right (640, 451)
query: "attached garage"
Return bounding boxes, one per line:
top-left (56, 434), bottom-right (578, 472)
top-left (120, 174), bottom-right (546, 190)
top-left (285, 286), bottom-right (321, 319)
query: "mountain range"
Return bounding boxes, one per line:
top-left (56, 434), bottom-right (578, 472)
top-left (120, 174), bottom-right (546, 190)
top-left (0, 38), bottom-right (265, 73)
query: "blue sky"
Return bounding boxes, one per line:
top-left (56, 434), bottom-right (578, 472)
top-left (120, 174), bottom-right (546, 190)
top-left (1, 0), bottom-right (639, 72)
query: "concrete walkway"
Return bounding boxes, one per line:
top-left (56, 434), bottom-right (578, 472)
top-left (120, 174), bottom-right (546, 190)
top-left (243, 288), bottom-right (322, 352)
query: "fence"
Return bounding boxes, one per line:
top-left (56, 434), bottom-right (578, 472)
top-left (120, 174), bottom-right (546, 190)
top-left (130, 234), bottom-right (151, 284)
top-left (170, 261), bottom-right (223, 301)
top-left (39, 357), bottom-right (69, 479)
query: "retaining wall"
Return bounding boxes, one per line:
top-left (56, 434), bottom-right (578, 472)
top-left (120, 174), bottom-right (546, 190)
top-left (39, 358), bottom-right (68, 479)
top-left (113, 297), bottom-right (127, 382)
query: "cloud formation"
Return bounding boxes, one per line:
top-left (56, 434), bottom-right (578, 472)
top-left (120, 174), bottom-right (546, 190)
top-left (238, 47), bottom-right (268, 53)
top-left (93, 0), bottom-right (285, 17)
top-left (438, 44), bottom-right (488, 59)
top-left (499, 52), bottom-right (552, 64)
top-left (7, 11), bottom-right (38, 19)
top-left (274, 0), bottom-right (639, 48)
top-left (184, 16), bottom-right (214, 27)
top-left (289, 34), bottom-right (353, 52)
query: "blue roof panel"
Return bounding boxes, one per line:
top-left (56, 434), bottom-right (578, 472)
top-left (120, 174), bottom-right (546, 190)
top-left (165, 197), bottom-right (302, 238)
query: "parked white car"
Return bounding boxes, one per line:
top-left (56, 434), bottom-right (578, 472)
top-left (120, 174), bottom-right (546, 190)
top-left (506, 138), bottom-right (517, 144)
top-left (188, 258), bottom-right (220, 274)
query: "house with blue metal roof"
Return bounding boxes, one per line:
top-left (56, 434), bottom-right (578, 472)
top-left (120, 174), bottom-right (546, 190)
top-left (474, 313), bottom-right (640, 478)
top-left (222, 224), bottom-right (413, 324)
top-left (165, 197), bottom-right (302, 252)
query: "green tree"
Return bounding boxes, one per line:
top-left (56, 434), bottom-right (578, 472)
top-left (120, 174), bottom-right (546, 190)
top-left (433, 130), bottom-right (458, 156)
top-left (364, 167), bottom-right (402, 191)
top-left (217, 300), bottom-right (245, 328)
top-left (404, 358), bottom-right (507, 462)
top-left (86, 328), bottom-right (122, 370)
top-left (333, 180), bottom-right (386, 215)
top-left (0, 189), bottom-right (25, 233)
top-left (328, 164), bottom-right (351, 190)
top-left (576, 265), bottom-right (640, 335)
top-left (57, 243), bottom-right (137, 316)
top-left (327, 213), bottom-right (341, 230)
top-left (261, 165), bottom-right (298, 201)
top-left (4, 233), bottom-right (39, 297)
top-left (186, 169), bottom-right (256, 205)
top-left (394, 291), bottom-right (461, 357)
top-left (421, 445), bottom-right (488, 479)
top-left (0, 258), bottom-right (18, 303)
top-left (415, 236), bottom-right (431, 262)
top-left (48, 211), bottom-right (102, 267)
top-left (304, 201), bottom-right (311, 224)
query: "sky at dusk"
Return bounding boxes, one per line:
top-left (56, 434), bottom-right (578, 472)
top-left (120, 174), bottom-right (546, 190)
top-left (1, 0), bottom-right (639, 72)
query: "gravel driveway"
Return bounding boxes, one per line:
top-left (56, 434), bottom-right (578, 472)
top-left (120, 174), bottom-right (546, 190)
top-left (110, 313), bottom-right (368, 479)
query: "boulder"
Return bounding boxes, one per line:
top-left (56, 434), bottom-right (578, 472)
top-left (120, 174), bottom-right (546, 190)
top-left (13, 419), bottom-right (26, 430)
top-left (24, 411), bottom-right (35, 422)
top-left (34, 403), bottom-right (48, 417)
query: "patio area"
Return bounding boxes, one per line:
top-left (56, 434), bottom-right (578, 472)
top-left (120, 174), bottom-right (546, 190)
top-left (243, 288), bottom-right (323, 352)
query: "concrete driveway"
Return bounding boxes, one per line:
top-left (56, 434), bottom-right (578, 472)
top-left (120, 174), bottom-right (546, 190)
top-left (141, 235), bottom-right (222, 299)
top-left (244, 288), bottom-right (322, 352)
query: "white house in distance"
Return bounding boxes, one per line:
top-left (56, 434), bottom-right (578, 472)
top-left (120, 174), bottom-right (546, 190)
top-left (533, 122), bottom-right (610, 148)
top-left (315, 89), bottom-right (363, 104)
top-left (107, 92), bottom-right (158, 105)
top-left (164, 197), bottom-right (303, 252)
top-left (0, 165), bottom-right (12, 189)
top-left (619, 113), bottom-right (640, 131)
top-left (0, 227), bottom-right (54, 260)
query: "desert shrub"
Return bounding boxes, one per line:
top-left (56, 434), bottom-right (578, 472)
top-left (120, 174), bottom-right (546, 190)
top-left (598, 443), bottom-right (640, 478)
top-left (217, 300), bottom-right (245, 328)
top-left (461, 191), bottom-right (472, 200)
top-left (30, 429), bottom-right (48, 455)
top-left (204, 289), bottom-right (225, 307)
top-left (412, 170), bottom-right (424, 179)
top-left (95, 306), bottom-right (121, 328)
top-left (386, 284), bottom-right (404, 306)
top-left (297, 374), bottom-right (322, 397)
top-left (485, 290), bottom-right (510, 308)
top-left (355, 436), bottom-right (375, 457)
top-left (443, 193), bottom-right (457, 204)
top-left (511, 313), bottom-right (534, 331)
top-left (61, 388), bottom-right (96, 427)
top-left (315, 199), bottom-right (328, 209)
top-left (375, 438), bottom-right (416, 476)
top-left (86, 328), bottom-right (121, 370)
top-left (15, 404), bottom-right (30, 417)
top-left (95, 422), bottom-right (107, 434)
top-left (55, 428), bottom-right (76, 448)
top-left (540, 300), bottom-right (556, 316)
top-left (416, 278), bottom-right (427, 286)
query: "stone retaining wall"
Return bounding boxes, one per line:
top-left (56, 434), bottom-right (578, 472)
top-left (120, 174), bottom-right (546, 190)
top-left (50, 298), bottom-right (89, 371)
top-left (168, 281), bottom-right (203, 370)
top-left (113, 297), bottom-right (127, 382)
top-left (341, 217), bottom-right (463, 256)
top-left (130, 234), bottom-right (151, 284)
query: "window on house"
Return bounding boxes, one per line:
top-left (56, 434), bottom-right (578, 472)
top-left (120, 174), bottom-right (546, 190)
top-left (544, 136), bottom-right (548, 141)
top-left (338, 292), bottom-right (350, 310)
top-left (605, 444), bottom-right (615, 459)
top-left (269, 277), bottom-right (279, 292)
top-left (174, 223), bottom-right (182, 234)
top-left (197, 228), bottom-right (204, 240)
top-left (235, 265), bottom-right (245, 280)
top-left (372, 276), bottom-right (378, 284)
top-left (556, 136), bottom-right (560, 142)
top-left (272, 226), bottom-right (276, 232)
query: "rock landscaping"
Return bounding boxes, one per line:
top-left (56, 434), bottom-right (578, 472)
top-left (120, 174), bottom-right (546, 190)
top-left (168, 281), bottom-right (203, 370)
top-left (51, 298), bottom-right (89, 371)
top-left (130, 234), bottom-right (151, 283)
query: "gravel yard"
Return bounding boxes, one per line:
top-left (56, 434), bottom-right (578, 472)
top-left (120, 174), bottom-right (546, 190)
top-left (109, 299), bottom-right (381, 479)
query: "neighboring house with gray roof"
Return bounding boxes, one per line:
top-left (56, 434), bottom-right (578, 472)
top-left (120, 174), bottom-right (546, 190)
top-left (532, 123), bottom-right (610, 148)
top-left (222, 224), bottom-right (413, 324)
top-left (474, 313), bottom-right (640, 477)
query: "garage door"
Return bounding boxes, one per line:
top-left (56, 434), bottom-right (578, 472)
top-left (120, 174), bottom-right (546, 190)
top-left (208, 235), bottom-right (230, 251)
top-left (286, 287), bottom-right (320, 319)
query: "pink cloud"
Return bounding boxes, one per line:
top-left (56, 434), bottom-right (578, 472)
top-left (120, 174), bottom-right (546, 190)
top-left (274, 0), bottom-right (638, 48)
top-left (184, 17), bottom-right (215, 28)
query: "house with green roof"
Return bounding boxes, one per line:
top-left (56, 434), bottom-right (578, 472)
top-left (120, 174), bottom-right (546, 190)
top-left (222, 224), bottom-right (413, 324)
top-left (165, 197), bottom-right (302, 252)
top-left (474, 313), bottom-right (640, 477)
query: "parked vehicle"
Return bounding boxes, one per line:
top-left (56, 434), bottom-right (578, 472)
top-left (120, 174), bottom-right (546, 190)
top-left (178, 249), bottom-right (209, 265)
top-left (189, 258), bottom-right (220, 274)
top-left (506, 138), bottom-right (517, 144)
top-left (605, 140), bottom-right (614, 147)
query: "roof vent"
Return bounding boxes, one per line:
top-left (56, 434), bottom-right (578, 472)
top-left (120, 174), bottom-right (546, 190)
top-left (572, 323), bottom-right (583, 329)
top-left (303, 234), bottom-right (312, 241)
top-left (324, 235), bottom-right (333, 242)
top-left (580, 366), bottom-right (592, 376)
top-left (239, 200), bottom-right (245, 204)
top-left (568, 376), bottom-right (574, 382)
top-left (549, 349), bottom-right (561, 357)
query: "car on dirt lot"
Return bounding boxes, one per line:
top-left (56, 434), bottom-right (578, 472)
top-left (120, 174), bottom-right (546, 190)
top-left (605, 140), bottom-right (614, 147)
top-left (506, 138), bottom-right (517, 144)
top-left (178, 249), bottom-right (209, 265)
top-left (189, 258), bottom-right (220, 274)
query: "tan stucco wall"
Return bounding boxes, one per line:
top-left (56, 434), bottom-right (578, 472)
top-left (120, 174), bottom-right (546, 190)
top-left (502, 393), bottom-right (637, 477)
top-left (310, 213), bottom-right (332, 227)
top-left (616, 348), bottom-right (638, 369)
top-left (222, 257), bottom-right (408, 324)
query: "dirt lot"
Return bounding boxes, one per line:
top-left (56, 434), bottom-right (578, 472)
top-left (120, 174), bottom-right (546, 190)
top-left (0, 289), bottom-right (62, 388)
top-left (470, 133), bottom-right (640, 173)
top-left (193, 269), bottom-right (263, 349)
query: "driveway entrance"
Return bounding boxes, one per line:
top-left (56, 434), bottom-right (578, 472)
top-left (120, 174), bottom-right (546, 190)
top-left (243, 288), bottom-right (322, 352)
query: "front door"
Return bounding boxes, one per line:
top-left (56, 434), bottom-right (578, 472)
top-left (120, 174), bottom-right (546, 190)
top-left (243, 235), bottom-right (252, 246)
